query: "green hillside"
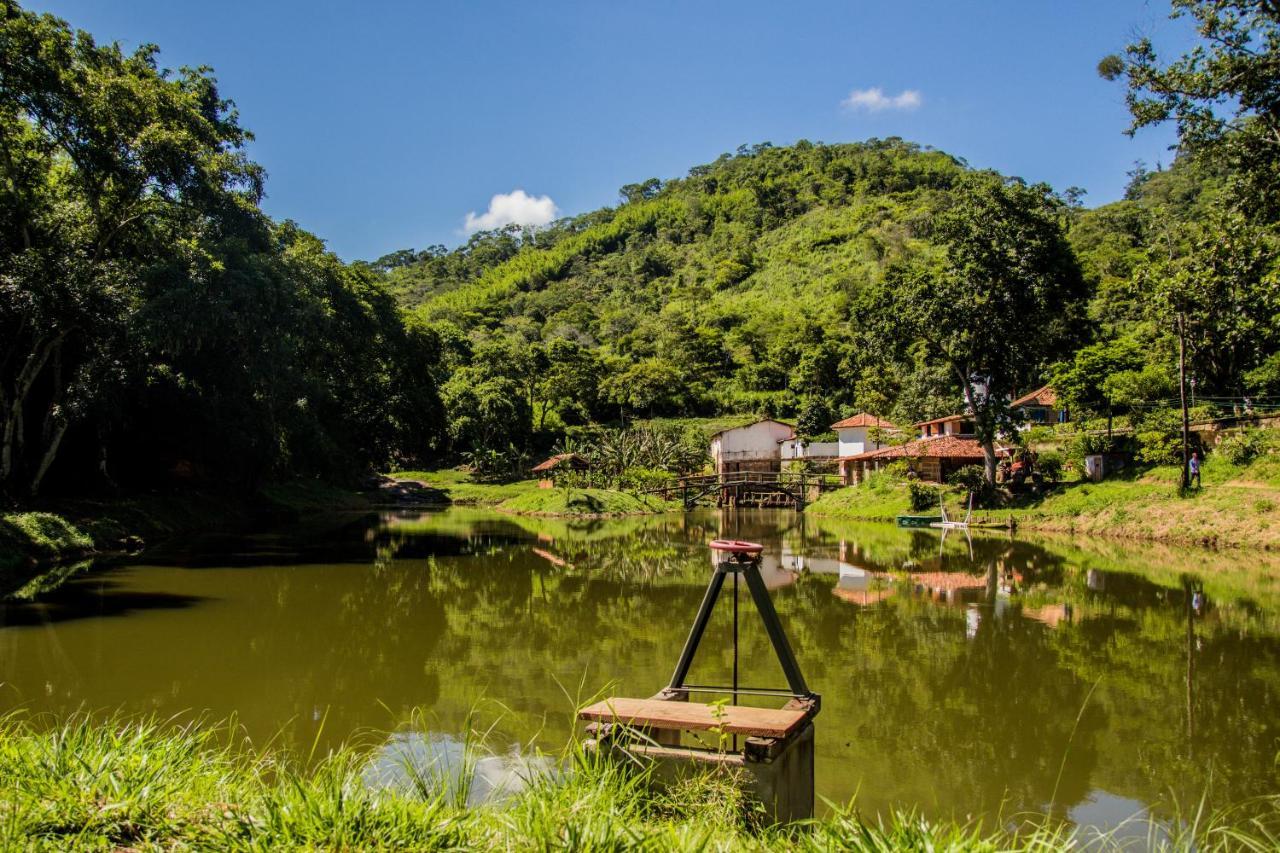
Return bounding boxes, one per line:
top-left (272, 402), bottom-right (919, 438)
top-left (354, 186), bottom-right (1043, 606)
top-left (376, 140), bottom-right (995, 433)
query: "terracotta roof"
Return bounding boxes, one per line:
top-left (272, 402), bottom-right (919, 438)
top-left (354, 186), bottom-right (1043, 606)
top-left (838, 435), bottom-right (990, 462)
top-left (914, 413), bottom-right (969, 428)
top-left (830, 413), bottom-right (895, 430)
top-left (531, 452), bottom-right (588, 473)
top-left (1011, 385), bottom-right (1058, 408)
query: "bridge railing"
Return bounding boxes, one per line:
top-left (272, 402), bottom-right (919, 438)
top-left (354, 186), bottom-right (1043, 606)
top-left (645, 470), bottom-right (844, 494)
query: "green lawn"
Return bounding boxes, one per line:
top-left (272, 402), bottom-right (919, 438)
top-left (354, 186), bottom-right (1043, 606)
top-left (810, 442), bottom-right (1280, 550)
top-left (386, 469), bottom-right (678, 516)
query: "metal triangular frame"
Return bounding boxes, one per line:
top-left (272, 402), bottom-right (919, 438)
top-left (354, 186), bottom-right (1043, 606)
top-left (666, 548), bottom-right (815, 703)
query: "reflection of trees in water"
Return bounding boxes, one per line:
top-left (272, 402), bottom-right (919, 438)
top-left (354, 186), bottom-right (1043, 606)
top-left (365, 509), bottom-right (1280, 819)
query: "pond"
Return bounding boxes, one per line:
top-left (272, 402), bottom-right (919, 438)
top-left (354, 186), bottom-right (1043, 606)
top-left (2, 508), bottom-right (1279, 832)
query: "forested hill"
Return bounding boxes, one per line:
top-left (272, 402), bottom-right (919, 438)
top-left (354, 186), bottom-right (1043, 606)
top-left (374, 140), bottom-right (999, 429)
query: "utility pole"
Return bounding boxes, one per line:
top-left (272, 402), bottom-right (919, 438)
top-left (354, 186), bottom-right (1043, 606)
top-left (1177, 312), bottom-right (1190, 491)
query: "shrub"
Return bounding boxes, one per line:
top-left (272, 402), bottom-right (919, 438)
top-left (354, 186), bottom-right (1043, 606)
top-left (946, 465), bottom-right (987, 494)
top-left (946, 464), bottom-right (999, 507)
top-left (907, 481), bottom-right (937, 511)
top-left (1036, 451), bottom-right (1063, 482)
top-left (1134, 408), bottom-right (1183, 466)
top-left (1218, 430), bottom-right (1268, 466)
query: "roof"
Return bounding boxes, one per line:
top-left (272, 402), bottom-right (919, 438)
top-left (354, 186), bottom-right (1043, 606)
top-left (531, 452), bottom-right (588, 473)
top-left (838, 435), bottom-right (991, 463)
top-left (914, 414), bottom-right (969, 428)
top-left (709, 418), bottom-right (794, 439)
top-left (1011, 385), bottom-right (1058, 408)
top-left (830, 413), bottom-right (895, 430)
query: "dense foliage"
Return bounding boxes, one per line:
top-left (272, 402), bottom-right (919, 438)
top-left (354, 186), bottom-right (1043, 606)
top-left (0, 2), bottom-right (443, 498)
top-left (7, 0), bottom-right (1280, 494)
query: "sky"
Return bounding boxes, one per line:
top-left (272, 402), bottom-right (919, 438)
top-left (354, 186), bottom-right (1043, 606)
top-left (29, 1), bottom-right (1196, 262)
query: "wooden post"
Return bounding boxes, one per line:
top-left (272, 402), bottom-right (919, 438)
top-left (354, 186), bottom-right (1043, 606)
top-left (1178, 312), bottom-right (1190, 490)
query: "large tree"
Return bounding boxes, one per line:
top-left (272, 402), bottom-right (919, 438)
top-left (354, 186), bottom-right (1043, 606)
top-left (1100, 0), bottom-right (1280, 216)
top-left (867, 173), bottom-right (1088, 481)
top-left (0, 1), bottom-right (261, 495)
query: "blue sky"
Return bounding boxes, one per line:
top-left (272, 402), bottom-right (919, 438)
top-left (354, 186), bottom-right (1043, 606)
top-left (31, 1), bottom-right (1194, 261)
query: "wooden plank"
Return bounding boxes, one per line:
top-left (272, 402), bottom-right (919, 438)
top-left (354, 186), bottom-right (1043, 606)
top-left (578, 697), bottom-right (808, 738)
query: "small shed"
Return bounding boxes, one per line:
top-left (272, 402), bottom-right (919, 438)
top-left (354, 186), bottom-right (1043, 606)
top-left (531, 452), bottom-right (589, 487)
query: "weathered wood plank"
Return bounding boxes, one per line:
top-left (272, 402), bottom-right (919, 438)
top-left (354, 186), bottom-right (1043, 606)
top-left (578, 697), bottom-right (808, 738)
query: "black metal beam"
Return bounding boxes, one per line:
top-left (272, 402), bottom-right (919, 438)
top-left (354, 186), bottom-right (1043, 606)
top-left (742, 559), bottom-right (811, 696)
top-left (667, 569), bottom-right (726, 689)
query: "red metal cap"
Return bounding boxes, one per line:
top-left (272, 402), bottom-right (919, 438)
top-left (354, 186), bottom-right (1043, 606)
top-left (709, 539), bottom-right (764, 554)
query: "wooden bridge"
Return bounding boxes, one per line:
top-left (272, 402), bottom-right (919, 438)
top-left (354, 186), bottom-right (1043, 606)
top-left (647, 471), bottom-right (844, 510)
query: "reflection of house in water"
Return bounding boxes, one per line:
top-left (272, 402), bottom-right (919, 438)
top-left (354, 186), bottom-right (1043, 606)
top-left (780, 544), bottom-right (841, 575)
top-left (890, 570), bottom-right (990, 605)
top-left (712, 549), bottom-right (796, 590)
top-left (832, 565), bottom-right (894, 606)
top-left (1022, 602), bottom-right (1073, 629)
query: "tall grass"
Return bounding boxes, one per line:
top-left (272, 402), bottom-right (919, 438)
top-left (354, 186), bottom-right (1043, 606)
top-left (0, 710), bottom-right (1277, 850)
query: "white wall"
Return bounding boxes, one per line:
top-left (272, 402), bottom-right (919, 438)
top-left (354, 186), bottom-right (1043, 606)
top-left (780, 439), bottom-right (839, 460)
top-left (711, 420), bottom-right (793, 466)
top-left (837, 426), bottom-right (880, 457)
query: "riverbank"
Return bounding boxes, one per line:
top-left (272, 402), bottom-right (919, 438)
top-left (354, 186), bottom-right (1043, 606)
top-left (0, 481), bottom-right (374, 595)
top-left (809, 445), bottom-right (1280, 550)
top-left (386, 469), bottom-right (678, 516)
top-left (2, 714), bottom-right (1271, 851)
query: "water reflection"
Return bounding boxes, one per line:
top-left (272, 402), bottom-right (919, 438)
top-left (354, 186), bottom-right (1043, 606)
top-left (363, 730), bottom-right (556, 806)
top-left (1, 507), bottom-right (1278, 834)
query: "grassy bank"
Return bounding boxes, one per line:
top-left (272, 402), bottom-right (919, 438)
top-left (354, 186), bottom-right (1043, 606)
top-left (2, 714), bottom-right (1275, 851)
top-left (810, 443), bottom-right (1280, 550)
top-left (387, 469), bottom-right (677, 516)
top-left (0, 512), bottom-right (94, 574)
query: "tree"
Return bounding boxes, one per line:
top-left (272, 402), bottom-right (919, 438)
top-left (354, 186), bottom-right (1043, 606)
top-left (795, 396), bottom-right (833, 439)
top-left (1049, 337), bottom-right (1149, 432)
top-left (1100, 0), bottom-right (1280, 215)
top-left (867, 173), bottom-right (1088, 481)
top-left (538, 338), bottom-right (602, 428)
top-left (0, 2), bottom-right (263, 496)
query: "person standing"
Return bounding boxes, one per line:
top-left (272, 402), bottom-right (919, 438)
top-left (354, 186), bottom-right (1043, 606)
top-left (1188, 451), bottom-right (1202, 489)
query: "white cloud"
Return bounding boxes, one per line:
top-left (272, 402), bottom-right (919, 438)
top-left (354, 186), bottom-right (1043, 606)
top-left (463, 189), bottom-right (559, 233)
top-left (841, 87), bottom-right (922, 112)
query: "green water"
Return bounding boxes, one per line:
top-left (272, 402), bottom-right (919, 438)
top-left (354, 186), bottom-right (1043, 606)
top-left (2, 508), bottom-right (1278, 830)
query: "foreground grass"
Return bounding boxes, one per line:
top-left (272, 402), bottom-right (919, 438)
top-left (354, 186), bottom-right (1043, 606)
top-left (810, 446), bottom-right (1280, 549)
top-left (388, 469), bottom-right (677, 516)
top-left (1, 714), bottom-right (1277, 851)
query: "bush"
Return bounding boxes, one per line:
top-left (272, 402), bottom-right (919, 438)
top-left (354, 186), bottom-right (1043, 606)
top-left (1218, 430), bottom-right (1268, 466)
top-left (945, 464), bottom-right (986, 493)
top-left (1037, 451), bottom-right (1063, 482)
top-left (617, 467), bottom-right (670, 492)
top-left (907, 481), bottom-right (937, 511)
top-left (1134, 408), bottom-right (1183, 466)
top-left (946, 464), bottom-right (998, 507)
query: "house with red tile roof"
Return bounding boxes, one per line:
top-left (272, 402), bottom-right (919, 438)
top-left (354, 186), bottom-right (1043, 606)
top-left (829, 413), bottom-right (896, 458)
top-left (837, 435), bottom-right (991, 485)
top-left (1010, 385), bottom-right (1067, 425)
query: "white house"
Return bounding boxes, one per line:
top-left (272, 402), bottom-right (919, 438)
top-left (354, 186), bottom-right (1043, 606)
top-left (709, 419), bottom-right (794, 474)
top-left (830, 413), bottom-right (895, 457)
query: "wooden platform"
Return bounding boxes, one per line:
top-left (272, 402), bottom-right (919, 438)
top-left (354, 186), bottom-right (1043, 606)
top-left (578, 697), bottom-right (809, 739)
